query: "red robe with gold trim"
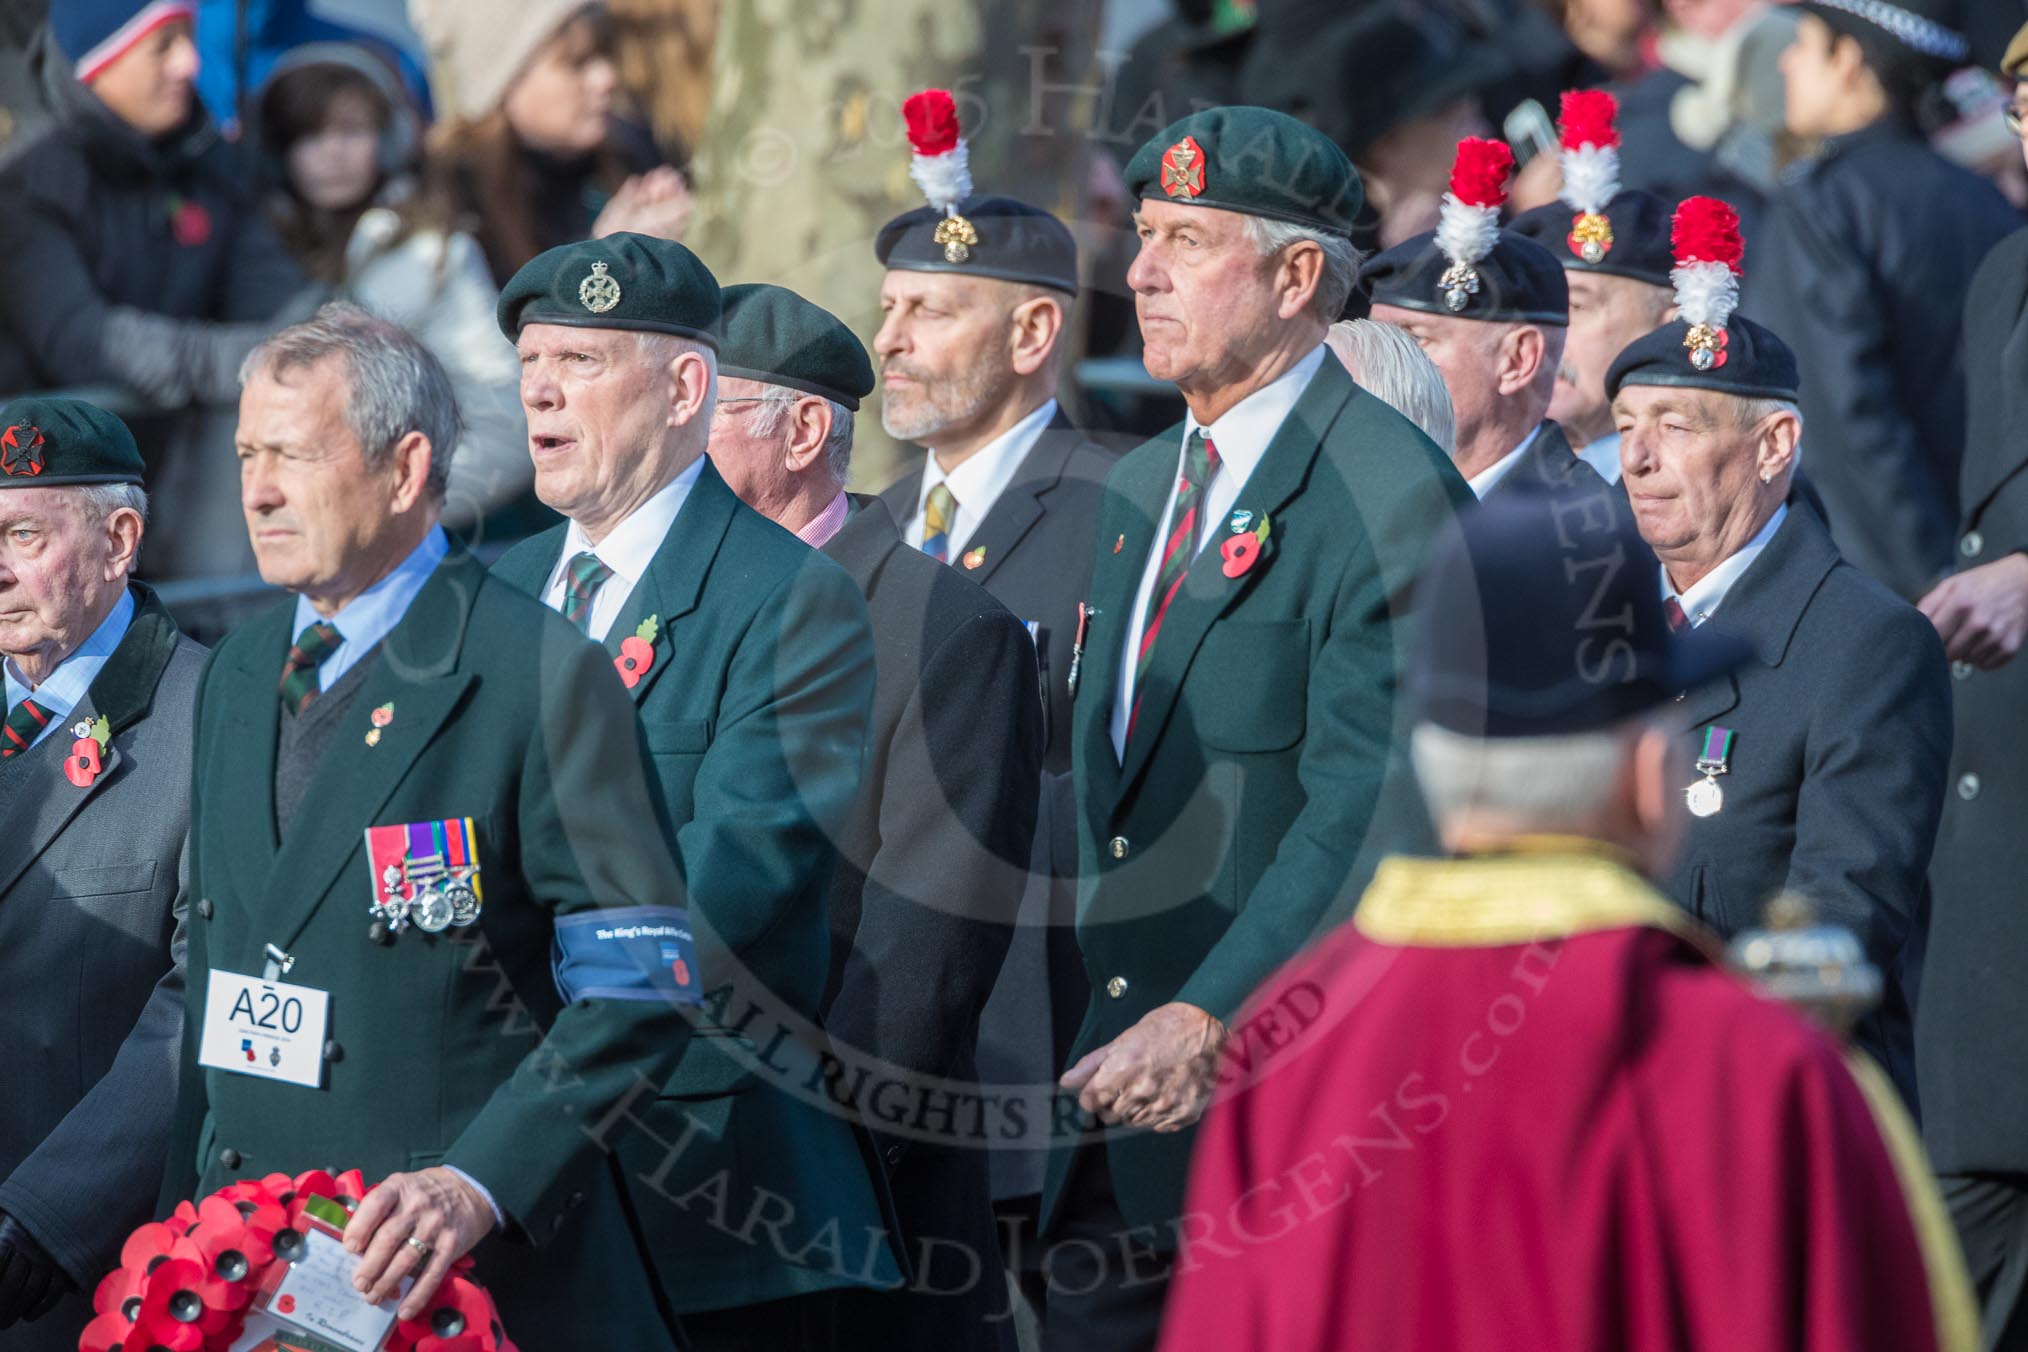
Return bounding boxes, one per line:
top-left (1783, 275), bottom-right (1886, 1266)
top-left (1157, 850), bottom-right (1975, 1352)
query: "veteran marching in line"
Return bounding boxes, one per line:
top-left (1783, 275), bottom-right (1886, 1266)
top-left (6, 3), bottom-right (2028, 1347)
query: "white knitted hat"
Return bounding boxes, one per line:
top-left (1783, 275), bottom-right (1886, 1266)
top-left (409, 0), bottom-right (596, 124)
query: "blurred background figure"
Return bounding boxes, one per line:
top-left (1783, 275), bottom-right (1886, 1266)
top-left (410, 0), bottom-right (691, 289)
top-left (1918, 24), bottom-right (2028, 1349)
top-left (1325, 317), bottom-right (1458, 456)
top-left (0, 0), bottom-right (321, 580)
top-left (254, 41), bottom-right (527, 528)
top-left (1745, 0), bottom-right (2020, 601)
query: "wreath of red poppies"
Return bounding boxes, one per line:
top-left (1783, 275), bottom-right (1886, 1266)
top-left (83, 1170), bottom-right (516, 1352)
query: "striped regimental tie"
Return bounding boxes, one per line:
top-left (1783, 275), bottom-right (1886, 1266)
top-left (278, 621), bottom-right (345, 714)
top-left (1127, 429), bottom-right (1220, 742)
top-left (0, 696), bottom-right (54, 758)
top-left (561, 551), bottom-right (615, 634)
top-left (921, 483), bottom-right (957, 564)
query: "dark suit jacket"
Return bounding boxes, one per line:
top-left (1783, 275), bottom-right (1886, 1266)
top-left (0, 586), bottom-right (202, 1352)
top-left (1480, 420), bottom-right (1609, 502)
top-left (816, 498), bottom-right (1039, 1347)
top-left (878, 409), bottom-right (1119, 1199)
top-left (1664, 505), bottom-right (1951, 1104)
top-left (493, 459), bottom-right (903, 1314)
top-left (1041, 354), bottom-right (1474, 1238)
top-left (1920, 226), bottom-right (2028, 1175)
top-left (162, 547), bottom-right (701, 1349)
top-left (1744, 119), bottom-right (2022, 599)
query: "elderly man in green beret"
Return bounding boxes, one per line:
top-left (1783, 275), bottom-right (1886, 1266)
top-left (490, 237), bottom-right (898, 1349)
top-left (1039, 107), bottom-right (1473, 1348)
top-left (708, 280), bottom-right (1042, 1350)
top-left (0, 398), bottom-right (205, 1352)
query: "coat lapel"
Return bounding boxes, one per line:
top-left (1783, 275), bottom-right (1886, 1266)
top-left (955, 413), bottom-right (1082, 588)
top-left (1078, 440), bottom-right (1175, 810)
top-left (1963, 255), bottom-right (2028, 523)
top-left (1673, 508), bottom-right (1837, 732)
top-left (262, 552), bottom-right (482, 951)
top-left (0, 584), bottom-right (184, 895)
top-left (217, 602), bottom-right (291, 908)
top-left (1111, 363), bottom-right (1352, 794)
top-left (601, 458), bottom-right (740, 706)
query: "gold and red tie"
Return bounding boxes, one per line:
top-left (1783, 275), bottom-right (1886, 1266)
top-left (921, 483), bottom-right (957, 564)
top-left (0, 696), bottom-right (53, 758)
top-left (278, 621), bottom-right (344, 714)
top-left (1127, 430), bottom-right (1220, 742)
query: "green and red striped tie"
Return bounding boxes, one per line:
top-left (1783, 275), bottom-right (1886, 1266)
top-left (278, 621), bottom-right (344, 714)
top-left (1, 696), bottom-right (54, 758)
top-left (1128, 429), bottom-right (1220, 743)
top-left (561, 551), bottom-right (614, 634)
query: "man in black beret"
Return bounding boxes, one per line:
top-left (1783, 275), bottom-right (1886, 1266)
top-left (488, 236), bottom-right (901, 1349)
top-left (872, 118), bottom-right (1119, 1279)
top-left (1039, 104), bottom-right (1471, 1351)
top-left (1510, 93), bottom-right (1679, 486)
top-left (1367, 206), bottom-right (1604, 500)
top-left (711, 280), bottom-right (1041, 1352)
top-left (1744, 0), bottom-right (2019, 599)
top-left (0, 397), bottom-right (205, 1352)
top-left (1608, 268), bottom-right (1950, 1110)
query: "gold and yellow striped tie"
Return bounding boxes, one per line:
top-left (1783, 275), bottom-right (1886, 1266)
top-left (922, 483), bottom-right (957, 563)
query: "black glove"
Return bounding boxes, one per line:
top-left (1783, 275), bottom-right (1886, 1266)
top-left (0, 1212), bottom-right (73, 1327)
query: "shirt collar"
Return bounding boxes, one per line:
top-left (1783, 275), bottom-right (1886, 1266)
top-left (1181, 345), bottom-right (1327, 490)
top-left (797, 491), bottom-right (851, 548)
top-left (1663, 503), bottom-right (1787, 626)
top-left (291, 525), bottom-right (449, 661)
top-left (1466, 424), bottom-right (1544, 499)
top-left (920, 398), bottom-right (1058, 518)
top-left (560, 457), bottom-right (705, 591)
top-left (1577, 431), bottom-right (1622, 485)
top-left (5, 586), bottom-right (136, 722)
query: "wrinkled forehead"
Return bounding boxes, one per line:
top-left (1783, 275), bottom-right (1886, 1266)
top-left (878, 266), bottom-right (1009, 311)
top-left (0, 485), bottom-right (91, 528)
top-left (1611, 383), bottom-right (1731, 422)
top-left (515, 321), bottom-right (647, 359)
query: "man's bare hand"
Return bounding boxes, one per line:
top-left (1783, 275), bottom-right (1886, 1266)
top-left (343, 1167), bottom-right (494, 1320)
top-left (1060, 1002), bottom-right (1227, 1132)
top-left (1919, 552), bottom-right (2028, 669)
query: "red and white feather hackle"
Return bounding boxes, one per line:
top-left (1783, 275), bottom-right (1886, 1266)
top-left (1435, 137), bottom-right (1514, 311)
top-left (903, 89), bottom-right (977, 263)
top-left (1671, 196), bottom-right (1744, 370)
top-left (1557, 90), bottom-right (1619, 262)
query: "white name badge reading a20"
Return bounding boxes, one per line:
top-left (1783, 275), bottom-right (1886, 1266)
top-left (196, 969), bottom-right (331, 1090)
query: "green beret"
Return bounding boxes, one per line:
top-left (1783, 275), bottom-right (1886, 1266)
top-left (716, 284), bottom-right (874, 411)
top-left (497, 232), bottom-right (722, 347)
top-left (1124, 106), bottom-right (1364, 237)
top-left (0, 397), bottom-right (143, 487)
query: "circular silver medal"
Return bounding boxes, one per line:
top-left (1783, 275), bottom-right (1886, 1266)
top-left (413, 889), bottom-right (454, 933)
top-left (444, 879), bottom-right (480, 927)
top-left (1685, 777), bottom-right (1724, 818)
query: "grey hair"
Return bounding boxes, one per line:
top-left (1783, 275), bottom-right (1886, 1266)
top-left (1412, 722), bottom-right (1630, 832)
top-left (1733, 396), bottom-right (1803, 466)
top-left (239, 302), bottom-right (462, 502)
top-left (1245, 216), bottom-right (1364, 322)
top-left (1327, 319), bottom-right (1457, 454)
top-left (74, 482), bottom-right (150, 527)
top-left (746, 387), bottom-right (856, 485)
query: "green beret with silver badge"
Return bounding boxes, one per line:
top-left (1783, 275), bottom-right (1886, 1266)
top-left (496, 231), bottom-right (722, 347)
top-left (0, 396), bottom-right (144, 486)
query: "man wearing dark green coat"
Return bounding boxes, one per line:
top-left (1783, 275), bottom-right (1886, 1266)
top-left (161, 304), bottom-right (705, 1349)
top-left (490, 235), bottom-right (897, 1349)
top-left (1037, 108), bottom-right (1473, 1350)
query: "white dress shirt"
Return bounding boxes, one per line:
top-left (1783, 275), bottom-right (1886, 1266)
top-left (905, 398), bottom-right (1059, 555)
top-left (1110, 344), bottom-right (1327, 758)
top-left (289, 527), bottom-right (448, 691)
top-left (540, 457), bottom-right (704, 641)
top-left (1578, 430), bottom-right (1623, 484)
top-left (4, 588), bottom-right (135, 747)
top-left (1465, 423), bottom-right (1544, 499)
top-left (1663, 504), bottom-right (1787, 627)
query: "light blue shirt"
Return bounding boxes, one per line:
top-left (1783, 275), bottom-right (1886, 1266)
top-left (5, 588), bottom-right (136, 747)
top-left (1578, 431), bottom-right (1623, 485)
top-left (289, 527), bottom-right (449, 690)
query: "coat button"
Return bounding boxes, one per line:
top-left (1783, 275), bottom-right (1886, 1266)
top-left (1962, 531), bottom-right (1985, 558)
top-left (1106, 976), bottom-right (1128, 999)
top-left (1953, 661), bottom-right (1975, 681)
top-left (884, 1145), bottom-right (903, 1166)
top-left (218, 1147), bottom-right (241, 1170)
top-left (1108, 836), bottom-right (1129, 859)
top-left (196, 898), bottom-right (213, 920)
top-left (1959, 773), bottom-right (1981, 801)
top-left (323, 1040), bottom-right (344, 1063)
top-left (567, 1191), bottom-right (585, 1210)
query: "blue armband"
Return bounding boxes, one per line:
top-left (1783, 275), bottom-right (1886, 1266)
top-left (552, 906), bottom-right (705, 1007)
